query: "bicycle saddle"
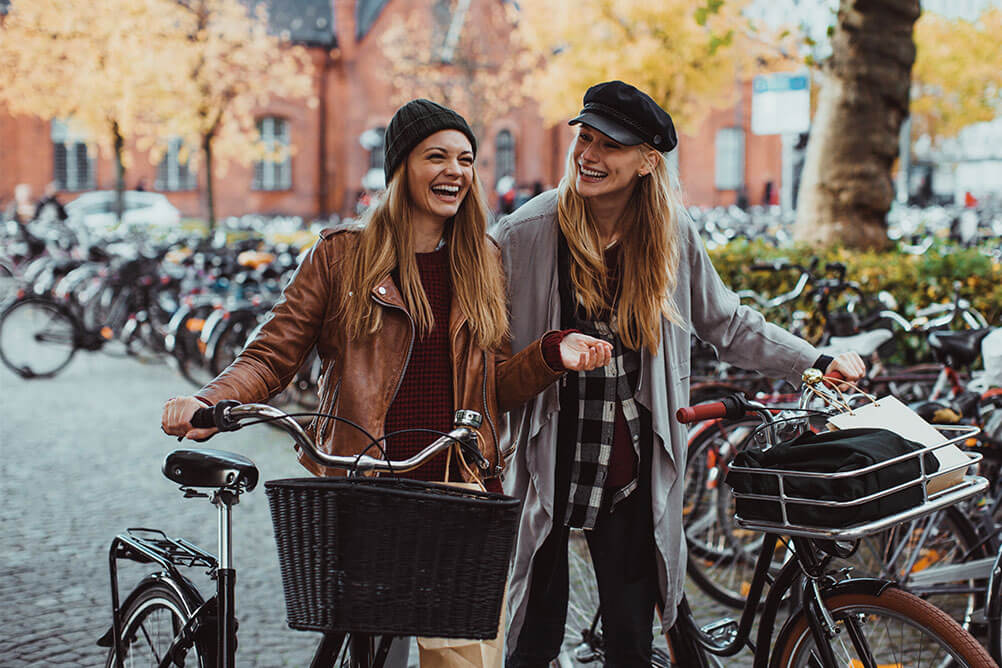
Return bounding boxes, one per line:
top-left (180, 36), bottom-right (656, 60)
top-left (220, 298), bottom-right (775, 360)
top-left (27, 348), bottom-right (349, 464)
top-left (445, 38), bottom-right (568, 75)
top-left (928, 327), bottom-right (993, 368)
top-left (820, 328), bottom-right (893, 357)
top-left (163, 448), bottom-right (259, 492)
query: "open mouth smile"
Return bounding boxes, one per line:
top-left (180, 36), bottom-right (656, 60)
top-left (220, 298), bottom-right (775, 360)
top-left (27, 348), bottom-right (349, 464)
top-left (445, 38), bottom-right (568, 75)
top-left (579, 165), bottom-right (607, 181)
top-left (431, 183), bottom-right (462, 200)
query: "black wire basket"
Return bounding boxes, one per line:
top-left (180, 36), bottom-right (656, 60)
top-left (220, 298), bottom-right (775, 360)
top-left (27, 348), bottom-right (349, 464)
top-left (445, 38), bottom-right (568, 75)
top-left (264, 477), bottom-right (520, 638)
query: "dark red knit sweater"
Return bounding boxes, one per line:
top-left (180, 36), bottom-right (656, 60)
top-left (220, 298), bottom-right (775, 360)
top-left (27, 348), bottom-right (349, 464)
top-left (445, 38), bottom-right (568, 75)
top-left (383, 246), bottom-right (457, 483)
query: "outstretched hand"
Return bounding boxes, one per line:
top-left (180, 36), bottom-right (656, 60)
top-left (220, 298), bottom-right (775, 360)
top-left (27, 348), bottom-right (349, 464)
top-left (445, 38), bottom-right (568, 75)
top-left (559, 333), bottom-right (613, 372)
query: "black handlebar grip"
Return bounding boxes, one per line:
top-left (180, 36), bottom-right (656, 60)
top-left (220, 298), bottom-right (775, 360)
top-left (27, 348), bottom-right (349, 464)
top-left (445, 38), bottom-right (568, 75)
top-left (190, 407), bottom-right (215, 429)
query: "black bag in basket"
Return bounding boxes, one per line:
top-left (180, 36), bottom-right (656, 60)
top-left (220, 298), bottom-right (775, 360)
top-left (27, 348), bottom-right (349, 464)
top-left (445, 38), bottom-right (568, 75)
top-left (724, 427), bottom-right (939, 528)
top-left (265, 477), bottom-right (520, 639)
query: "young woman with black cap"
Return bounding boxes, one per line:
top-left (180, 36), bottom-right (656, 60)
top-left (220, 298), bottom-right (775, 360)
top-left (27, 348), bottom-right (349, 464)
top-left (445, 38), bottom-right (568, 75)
top-left (494, 81), bottom-right (866, 667)
top-left (161, 98), bottom-right (612, 668)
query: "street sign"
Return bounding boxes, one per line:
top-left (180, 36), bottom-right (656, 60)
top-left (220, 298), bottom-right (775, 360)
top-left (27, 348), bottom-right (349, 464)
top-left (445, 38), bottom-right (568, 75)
top-left (752, 72), bottom-right (811, 135)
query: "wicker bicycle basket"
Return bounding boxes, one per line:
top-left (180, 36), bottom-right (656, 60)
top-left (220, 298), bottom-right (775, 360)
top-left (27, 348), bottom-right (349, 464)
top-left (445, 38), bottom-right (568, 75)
top-left (264, 477), bottom-right (520, 638)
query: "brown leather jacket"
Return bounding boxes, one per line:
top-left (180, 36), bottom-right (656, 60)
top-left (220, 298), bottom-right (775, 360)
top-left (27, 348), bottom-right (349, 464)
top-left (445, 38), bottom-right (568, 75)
top-left (197, 228), bottom-right (562, 480)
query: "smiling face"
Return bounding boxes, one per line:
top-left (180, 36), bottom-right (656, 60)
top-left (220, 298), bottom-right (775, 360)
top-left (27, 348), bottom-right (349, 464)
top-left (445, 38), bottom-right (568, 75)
top-left (405, 129), bottom-right (475, 228)
top-left (572, 125), bottom-right (652, 204)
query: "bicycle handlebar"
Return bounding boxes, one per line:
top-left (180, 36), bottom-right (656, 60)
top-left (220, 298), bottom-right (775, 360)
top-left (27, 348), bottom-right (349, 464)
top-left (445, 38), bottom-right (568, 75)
top-left (676, 370), bottom-right (848, 424)
top-left (190, 401), bottom-right (490, 474)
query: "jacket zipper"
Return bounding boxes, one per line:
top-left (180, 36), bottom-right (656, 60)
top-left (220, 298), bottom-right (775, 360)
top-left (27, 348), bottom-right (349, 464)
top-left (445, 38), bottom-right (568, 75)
top-left (316, 376), bottom-right (341, 444)
top-left (482, 363), bottom-right (501, 477)
top-left (372, 295), bottom-right (416, 410)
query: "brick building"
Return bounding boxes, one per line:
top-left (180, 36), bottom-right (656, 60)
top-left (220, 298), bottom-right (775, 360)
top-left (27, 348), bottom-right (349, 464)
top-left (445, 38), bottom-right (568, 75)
top-left (0, 0), bottom-right (782, 220)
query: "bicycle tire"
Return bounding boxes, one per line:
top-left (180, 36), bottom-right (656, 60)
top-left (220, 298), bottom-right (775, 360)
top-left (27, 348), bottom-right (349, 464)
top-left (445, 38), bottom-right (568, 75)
top-left (105, 581), bottom-right (204, 668)
top-left (0, 296), bottom-right (78, 378)
top-left (771, 587), bottom-right (996, 668)
top-left (207, 310), bottom-right (258, 376)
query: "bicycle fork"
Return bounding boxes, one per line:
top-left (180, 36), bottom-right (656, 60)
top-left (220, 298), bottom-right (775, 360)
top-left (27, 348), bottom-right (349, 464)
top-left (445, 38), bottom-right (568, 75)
top-left (794, 537), bottom-right (859, 668)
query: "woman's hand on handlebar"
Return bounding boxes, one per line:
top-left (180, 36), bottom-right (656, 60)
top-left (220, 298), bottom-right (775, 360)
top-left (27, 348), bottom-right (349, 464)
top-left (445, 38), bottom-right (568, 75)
top-left (560, 333), bottom-right (613, 371)
top-left (824, 352), bottom-right (866, 390)
top-left (161, 396), bottom-right (218, 442)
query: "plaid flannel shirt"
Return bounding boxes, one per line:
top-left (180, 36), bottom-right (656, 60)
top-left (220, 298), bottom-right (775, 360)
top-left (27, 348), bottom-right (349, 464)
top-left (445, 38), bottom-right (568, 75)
top-left (558, 233), bottom-right (642, 529)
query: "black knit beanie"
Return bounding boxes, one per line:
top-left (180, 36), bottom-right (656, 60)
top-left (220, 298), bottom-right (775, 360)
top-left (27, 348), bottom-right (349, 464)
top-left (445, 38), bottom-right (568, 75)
top-left (383, 99), bottom-right (478, 182)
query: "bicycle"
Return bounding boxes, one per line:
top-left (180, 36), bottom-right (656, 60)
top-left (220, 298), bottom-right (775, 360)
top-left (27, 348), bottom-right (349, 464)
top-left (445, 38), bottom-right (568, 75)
top-left (560, 371), bottom-right (998, 667)
top-left (99, 401), bottom-right (517, 667)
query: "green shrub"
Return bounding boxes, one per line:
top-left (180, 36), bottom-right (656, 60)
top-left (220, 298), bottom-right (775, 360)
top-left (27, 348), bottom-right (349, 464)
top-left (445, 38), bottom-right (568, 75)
top-left (707, 239), bottom-right (1001, 363)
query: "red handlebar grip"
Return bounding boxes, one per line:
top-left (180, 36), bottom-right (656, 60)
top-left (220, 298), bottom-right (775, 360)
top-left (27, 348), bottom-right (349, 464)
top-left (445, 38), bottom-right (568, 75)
top-left (826, 370), bottom-right (845, 382)
top-left (676, 402), bottom-right (728, 424)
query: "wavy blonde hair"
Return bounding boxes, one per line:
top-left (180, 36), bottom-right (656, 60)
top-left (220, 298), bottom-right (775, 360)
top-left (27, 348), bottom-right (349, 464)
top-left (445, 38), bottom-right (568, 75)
top-left (557, 143), bottom-right (685, 353)
top-left (339, 160), bottom-right (509, 350)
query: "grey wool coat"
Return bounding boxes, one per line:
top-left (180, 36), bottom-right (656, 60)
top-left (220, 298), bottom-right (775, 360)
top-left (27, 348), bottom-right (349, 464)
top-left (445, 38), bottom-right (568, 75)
top-left (493, 190), bottom-right (821, 641)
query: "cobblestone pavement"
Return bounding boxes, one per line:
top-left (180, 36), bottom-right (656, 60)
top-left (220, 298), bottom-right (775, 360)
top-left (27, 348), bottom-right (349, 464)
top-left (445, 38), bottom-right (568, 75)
top-left (0, 351), bottom-right (838, 667)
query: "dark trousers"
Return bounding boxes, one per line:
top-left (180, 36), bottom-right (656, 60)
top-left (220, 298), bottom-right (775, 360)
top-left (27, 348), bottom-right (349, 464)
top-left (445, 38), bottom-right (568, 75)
top-left (506, 488), bottom-right (661, 667)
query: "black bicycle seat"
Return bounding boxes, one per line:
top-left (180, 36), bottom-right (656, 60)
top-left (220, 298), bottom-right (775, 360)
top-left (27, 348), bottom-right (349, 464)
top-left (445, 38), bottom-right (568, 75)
top-left (163, 448), bottom-right (259, 492)
top-left (928, 328), bottom-right (992, 368)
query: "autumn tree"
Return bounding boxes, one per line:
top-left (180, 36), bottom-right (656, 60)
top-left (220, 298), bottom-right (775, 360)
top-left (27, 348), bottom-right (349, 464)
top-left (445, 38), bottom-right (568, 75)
top-left (379, 0), bottom-right (531, 138)
top-left (513, 0), bottom-right (791, 133)
top-left (911, 7), bottom-right (1002, 143)
top-left (793, 0), bottom-right (920, 249)
top-left (149, 0), bottom-right (315, 229)
top-left (0, 0), bottom-right (189, 220)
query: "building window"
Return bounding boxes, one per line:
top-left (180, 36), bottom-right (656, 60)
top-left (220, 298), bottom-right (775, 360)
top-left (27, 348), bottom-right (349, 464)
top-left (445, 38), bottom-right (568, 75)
top-left (156, 138), bottom-right (197, 191)
top-left (366, 127), bottom-right (386, 171)
top-left (51, 120), bottom-right (94, 192)
top-left (253, 116), bottom-right (292, 191)
top-left (495, 130), bottom-right (515, 187)
top-left (714, 127), bottom-right (744, 191)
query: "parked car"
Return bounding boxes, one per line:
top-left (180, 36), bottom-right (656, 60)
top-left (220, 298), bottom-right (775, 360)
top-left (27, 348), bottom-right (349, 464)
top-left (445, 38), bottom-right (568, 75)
top-left (65, 190), bottom-right (181, 231)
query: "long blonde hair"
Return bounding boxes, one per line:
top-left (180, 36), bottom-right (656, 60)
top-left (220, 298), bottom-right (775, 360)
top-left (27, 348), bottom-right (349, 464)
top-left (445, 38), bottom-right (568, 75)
top-left (339, 161), bottom-right (509, 350)
top-left (557, 144), bottom-right (685, 353)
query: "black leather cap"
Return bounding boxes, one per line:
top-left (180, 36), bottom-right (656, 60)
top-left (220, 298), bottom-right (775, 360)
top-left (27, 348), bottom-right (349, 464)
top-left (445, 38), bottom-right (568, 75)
top-left (569, 81), bottom-right (678, 153)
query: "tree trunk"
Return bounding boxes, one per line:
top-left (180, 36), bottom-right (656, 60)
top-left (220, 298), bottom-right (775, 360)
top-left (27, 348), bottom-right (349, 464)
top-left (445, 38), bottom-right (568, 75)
top-left (112, 121), bottom-right (126, 224)
top-left (202, 132), bottom-right (215, 232)
top-left (794, 0), bottom-right (920, 249)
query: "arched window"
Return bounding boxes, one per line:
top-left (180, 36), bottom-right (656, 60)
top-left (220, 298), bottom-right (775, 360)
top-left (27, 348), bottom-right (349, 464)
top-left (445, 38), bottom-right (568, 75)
top-left (51, 120), bottom-right (94, 191)
top-left (495, 130), bottom-right (515, 187)
top-left (253, 116), bottom-right (292, 191)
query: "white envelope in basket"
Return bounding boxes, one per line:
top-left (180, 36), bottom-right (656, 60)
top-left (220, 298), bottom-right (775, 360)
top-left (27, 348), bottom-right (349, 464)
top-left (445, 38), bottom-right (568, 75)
top-left (826, 395), bottom-right (969, 493)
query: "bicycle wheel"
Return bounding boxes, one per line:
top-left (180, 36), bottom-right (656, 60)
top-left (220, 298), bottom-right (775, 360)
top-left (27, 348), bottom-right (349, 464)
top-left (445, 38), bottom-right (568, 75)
top-left (0, 297), bottom-right (78, 378)
top-left (0, 257), bottom-right (17, 306)
top-left (832, 506), bottom-right (992, 634)
top-left (772, 587), bottom-right (995, 668)
top-left (105, 582), bottom-right (204, 668)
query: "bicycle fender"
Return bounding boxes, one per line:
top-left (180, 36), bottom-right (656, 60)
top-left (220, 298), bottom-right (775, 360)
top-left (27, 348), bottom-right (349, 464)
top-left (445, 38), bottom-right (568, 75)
top-left (768, 578), bottom-right (897, 668)
top-left (97, 572), bottom-right (205, 647)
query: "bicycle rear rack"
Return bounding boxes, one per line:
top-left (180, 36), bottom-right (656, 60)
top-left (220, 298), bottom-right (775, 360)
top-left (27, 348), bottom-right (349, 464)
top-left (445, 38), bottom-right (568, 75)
top-left (113, 527), bottom-right (218, 571)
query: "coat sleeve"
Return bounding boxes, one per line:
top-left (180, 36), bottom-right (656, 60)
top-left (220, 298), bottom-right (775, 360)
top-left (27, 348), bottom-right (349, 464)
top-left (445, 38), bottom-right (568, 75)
top-left (196, 233), bottom-right (338, 405)
top-left (683, 218), bottom-right (818, 386)
top-left (489, 227), bottom-right (564, 411)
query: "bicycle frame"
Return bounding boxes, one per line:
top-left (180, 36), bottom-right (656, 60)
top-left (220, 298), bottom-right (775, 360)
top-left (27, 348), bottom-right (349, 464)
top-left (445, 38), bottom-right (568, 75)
top-left (106, 488), bottom-right (238, 668)
top-left (105, 406), bottom-right (487, 668)
top-left (673, 533), bottom-right (894, 668)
